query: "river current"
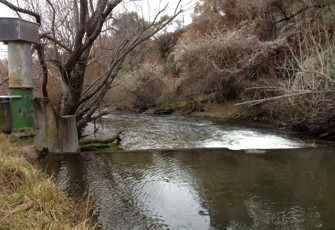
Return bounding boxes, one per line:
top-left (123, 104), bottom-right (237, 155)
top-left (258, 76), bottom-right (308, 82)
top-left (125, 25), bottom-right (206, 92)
top-left (41, 112), bottom-right (335, 230)
top-left (82, 112), bottom-right (312, 150)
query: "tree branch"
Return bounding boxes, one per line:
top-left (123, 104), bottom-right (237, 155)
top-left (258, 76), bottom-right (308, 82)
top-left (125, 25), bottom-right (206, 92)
top-left (235, 90), bottom-right (334, 107)
top-left (34, 43), bottom-right (49, 97)
top-left (273, 4), bottom-right (325, 27)
top-left (40, 33), bottom-right (72, 53)
top-left (0, 0), bottom-right (41, 24)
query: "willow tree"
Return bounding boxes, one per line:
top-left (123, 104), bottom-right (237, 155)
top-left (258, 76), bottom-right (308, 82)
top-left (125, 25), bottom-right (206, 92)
top-left (0, 0), bottom-right (192, 131)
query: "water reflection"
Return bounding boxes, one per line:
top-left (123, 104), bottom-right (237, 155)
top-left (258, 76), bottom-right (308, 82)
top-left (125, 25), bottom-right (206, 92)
top-left (84, 152), bottom-right (211, 229)
top-left (41, 148), bottom-right (335, 229)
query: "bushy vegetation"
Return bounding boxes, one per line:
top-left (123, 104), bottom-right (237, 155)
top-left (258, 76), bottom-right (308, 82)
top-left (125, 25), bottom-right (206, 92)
top-left (101, 0), bottom-right (335, 135)
top-left (0, 134), bottom-right (95, 229)
top-left (173, 26), bottom-right (285, 102)
top-left (263, 13), bottom-right (335, 133)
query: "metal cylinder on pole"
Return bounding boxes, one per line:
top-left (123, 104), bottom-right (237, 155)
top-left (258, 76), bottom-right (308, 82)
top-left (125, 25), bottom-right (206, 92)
top-left (0, 17), bottom-right (39, 130)
top-left (0, 17), bottom-right (79, 153)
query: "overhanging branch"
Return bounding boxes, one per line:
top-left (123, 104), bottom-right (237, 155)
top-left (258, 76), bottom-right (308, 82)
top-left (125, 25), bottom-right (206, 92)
top-left (0, 0), bottom-right (41, 23)
top-left (235, 90), bottom-right (335, 107)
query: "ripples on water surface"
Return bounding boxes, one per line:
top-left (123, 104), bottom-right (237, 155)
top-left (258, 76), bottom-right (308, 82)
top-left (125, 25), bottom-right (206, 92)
top-left (42, 148), bottom-right (335, 229)
top-left (83, 112), bottom-right (311, 150)
top-left (41, 112), bottom-right (335, 229)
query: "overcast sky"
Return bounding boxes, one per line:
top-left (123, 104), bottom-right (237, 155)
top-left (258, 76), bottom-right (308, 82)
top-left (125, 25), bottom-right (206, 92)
top-left (0, 0), bottom-right (199, 58)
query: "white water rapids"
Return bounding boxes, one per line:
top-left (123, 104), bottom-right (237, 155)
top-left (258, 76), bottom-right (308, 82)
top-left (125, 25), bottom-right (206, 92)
top-left (83, 112), bottom-right (313, 150)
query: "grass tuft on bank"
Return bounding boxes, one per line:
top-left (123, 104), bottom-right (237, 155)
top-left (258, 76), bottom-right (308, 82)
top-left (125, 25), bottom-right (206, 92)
top-left (0, 134), bottom-right (96, 230)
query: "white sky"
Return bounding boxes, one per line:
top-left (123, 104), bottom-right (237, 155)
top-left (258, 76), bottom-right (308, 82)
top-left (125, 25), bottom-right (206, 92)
top-left (0, 0), bottom-right (199, 59)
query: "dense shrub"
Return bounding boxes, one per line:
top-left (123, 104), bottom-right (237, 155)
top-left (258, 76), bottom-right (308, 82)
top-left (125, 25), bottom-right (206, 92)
top-left (173, 23), bottom-right (285, 102)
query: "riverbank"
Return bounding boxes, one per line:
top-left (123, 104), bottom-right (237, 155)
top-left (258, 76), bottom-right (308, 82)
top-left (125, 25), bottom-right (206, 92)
top-left (0, 134), bottom-right (96, 229)
top-left (144, 101), bottom-right (280, 129)
top-left (102, 2), bottom-right (335, 139)
top-left (142, 99), bottom-right (335, 138)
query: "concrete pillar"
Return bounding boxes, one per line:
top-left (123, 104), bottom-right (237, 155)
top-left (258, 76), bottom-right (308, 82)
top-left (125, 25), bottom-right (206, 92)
top-left (34, 98), bottom-right (79, 153)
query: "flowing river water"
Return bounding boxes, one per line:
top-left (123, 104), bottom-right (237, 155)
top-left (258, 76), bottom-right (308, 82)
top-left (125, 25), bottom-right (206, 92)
top-left (40, 112), bottom-right (335, 230)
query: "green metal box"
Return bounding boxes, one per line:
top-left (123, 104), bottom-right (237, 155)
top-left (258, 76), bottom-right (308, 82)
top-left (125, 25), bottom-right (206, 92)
top-left (9, 88), bottom-right (34, 129)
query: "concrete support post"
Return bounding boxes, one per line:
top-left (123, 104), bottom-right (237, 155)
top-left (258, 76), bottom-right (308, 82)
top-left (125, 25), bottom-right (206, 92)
top-left (34, 98), bottom-right (79, 153)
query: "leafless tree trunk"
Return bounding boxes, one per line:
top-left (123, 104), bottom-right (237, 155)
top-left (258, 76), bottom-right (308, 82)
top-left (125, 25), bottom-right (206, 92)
top-left (0, 0), bottom-right (193, 132)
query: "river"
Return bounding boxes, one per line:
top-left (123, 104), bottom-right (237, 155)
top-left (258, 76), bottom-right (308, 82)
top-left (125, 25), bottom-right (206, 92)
top-left (40, 112), bottom-right (335, 230)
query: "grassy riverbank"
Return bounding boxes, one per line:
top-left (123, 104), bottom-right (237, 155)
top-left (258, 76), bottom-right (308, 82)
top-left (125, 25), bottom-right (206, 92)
top-left (0, 134), bottom-right (96, 230)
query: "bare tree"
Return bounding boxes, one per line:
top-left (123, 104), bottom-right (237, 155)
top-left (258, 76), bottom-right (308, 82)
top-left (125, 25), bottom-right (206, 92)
top-left (0, 0), bottom-right (194, 132)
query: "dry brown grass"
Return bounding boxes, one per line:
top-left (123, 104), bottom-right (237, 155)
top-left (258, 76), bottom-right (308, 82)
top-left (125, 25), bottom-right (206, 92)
top-left (0, 134), bottom-right (96, 230)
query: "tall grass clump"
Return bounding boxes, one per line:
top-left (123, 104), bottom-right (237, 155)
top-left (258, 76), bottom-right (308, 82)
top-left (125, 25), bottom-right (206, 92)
top-left (0, 134), bottom-right (96, 230)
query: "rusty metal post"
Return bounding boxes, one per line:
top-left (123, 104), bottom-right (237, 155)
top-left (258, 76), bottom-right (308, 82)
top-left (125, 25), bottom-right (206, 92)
top-left (8, 42), bottom-right (34, 129)
top-left (8, 41), bottom-right (33, 87)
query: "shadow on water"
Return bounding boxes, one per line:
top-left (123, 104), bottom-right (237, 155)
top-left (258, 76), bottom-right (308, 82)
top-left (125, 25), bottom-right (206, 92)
top-left (40, 147), bottom-right (335, 230)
